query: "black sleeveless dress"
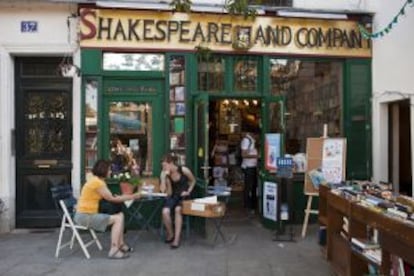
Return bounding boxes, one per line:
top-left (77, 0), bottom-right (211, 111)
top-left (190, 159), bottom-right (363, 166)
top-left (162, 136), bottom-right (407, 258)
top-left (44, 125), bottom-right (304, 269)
top-left (163, 166), bottom-right (190, 210)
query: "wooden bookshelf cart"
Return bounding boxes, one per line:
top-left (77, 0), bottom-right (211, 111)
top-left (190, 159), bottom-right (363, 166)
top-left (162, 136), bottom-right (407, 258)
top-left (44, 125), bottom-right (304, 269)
top-left (323, 189), bottom-right (414, 275)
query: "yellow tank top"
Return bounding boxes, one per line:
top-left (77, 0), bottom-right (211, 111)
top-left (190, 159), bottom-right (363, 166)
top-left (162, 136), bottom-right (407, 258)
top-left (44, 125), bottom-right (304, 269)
top-left (76, 176), bottom-right (105, 214)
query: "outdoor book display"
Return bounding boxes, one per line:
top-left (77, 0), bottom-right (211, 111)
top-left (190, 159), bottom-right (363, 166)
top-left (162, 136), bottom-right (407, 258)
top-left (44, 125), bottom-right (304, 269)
top-left (321, 182), bottom-right (414, 275)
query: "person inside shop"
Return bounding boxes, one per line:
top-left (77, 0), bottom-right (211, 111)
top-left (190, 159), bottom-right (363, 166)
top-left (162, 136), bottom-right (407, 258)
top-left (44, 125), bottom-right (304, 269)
top-left (241, 132), bottom-right (259, 215)
top-left (74, 159), bottom-right (141, 259)
top-left (160, 153), bottom-right (196, 249)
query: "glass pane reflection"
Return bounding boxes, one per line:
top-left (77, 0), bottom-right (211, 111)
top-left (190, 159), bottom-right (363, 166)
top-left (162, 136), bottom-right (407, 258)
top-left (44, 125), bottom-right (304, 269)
top-left (234, 58), bottom-right (257, 92)
top-left (109, 101), bottom-right (153, 177)
top-left (103, 53), bottom-right (164, 71)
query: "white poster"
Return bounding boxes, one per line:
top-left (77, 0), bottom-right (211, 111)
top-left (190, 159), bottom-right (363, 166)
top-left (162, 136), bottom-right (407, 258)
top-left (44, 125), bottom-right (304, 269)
top-left (321, 139), bottom-right (344, 184)
top-left (263, 181), bottom-right (277, 221)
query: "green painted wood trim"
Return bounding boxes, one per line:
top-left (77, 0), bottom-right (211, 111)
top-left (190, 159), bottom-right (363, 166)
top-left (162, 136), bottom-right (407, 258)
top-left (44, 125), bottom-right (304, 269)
top-left (343, 59), bottom-right (372, 180)
top-left (81, 49), bottom-right (101, 75)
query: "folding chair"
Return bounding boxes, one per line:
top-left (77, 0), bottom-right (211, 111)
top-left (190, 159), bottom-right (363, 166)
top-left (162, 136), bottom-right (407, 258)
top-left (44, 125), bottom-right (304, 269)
top-left (51, 185), bottom-right (103, 259)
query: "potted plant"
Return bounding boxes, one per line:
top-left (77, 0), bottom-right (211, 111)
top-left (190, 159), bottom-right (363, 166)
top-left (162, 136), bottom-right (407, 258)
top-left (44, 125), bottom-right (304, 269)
top-left (113, 171), bottom-right (141, 195)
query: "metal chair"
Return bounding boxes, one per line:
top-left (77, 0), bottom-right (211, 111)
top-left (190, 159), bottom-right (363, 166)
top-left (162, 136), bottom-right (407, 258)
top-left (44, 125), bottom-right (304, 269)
top-left (51, 185), bottom-right (103, 259)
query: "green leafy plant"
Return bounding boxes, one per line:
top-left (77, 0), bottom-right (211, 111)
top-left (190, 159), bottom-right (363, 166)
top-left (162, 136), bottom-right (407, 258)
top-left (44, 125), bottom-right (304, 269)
top-left (170, 0), bottom-right (192, 12)
top-left (113, 172), bottom-right (141, 187)
top-left (225, 0), bottom-right (257, 20)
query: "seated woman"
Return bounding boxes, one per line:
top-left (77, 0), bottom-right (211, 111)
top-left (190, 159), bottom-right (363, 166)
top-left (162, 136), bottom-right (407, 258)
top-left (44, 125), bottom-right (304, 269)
top-left (160, 153), bottom-right (196, 249)
top-left (74, 159), bottom-right (141, 259)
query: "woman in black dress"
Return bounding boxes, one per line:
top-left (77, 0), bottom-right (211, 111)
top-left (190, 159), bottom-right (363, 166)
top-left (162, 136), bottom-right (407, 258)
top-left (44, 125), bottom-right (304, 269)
top-left (160, 153), bottom-right (196, 249)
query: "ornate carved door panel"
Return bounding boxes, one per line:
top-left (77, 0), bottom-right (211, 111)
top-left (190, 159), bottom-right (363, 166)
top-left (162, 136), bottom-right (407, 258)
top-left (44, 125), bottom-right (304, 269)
top-left (15, 57), bottom-right (73, 228)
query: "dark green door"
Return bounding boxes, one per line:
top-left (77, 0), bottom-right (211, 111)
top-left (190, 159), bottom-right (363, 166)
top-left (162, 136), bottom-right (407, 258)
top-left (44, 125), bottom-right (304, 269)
top-left (15, 57), bottom-right (73, 228)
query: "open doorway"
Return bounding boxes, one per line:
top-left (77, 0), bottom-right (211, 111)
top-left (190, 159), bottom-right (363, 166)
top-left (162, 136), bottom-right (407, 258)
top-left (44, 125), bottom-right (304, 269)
top-left (208, 98), bottom-right (261, 216)
top-left (389, 100), bottom-right (412, 196)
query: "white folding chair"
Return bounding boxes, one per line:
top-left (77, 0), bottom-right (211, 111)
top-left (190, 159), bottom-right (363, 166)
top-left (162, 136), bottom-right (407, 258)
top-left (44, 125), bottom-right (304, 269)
top-left (55, 198), bottom-right (103, 259)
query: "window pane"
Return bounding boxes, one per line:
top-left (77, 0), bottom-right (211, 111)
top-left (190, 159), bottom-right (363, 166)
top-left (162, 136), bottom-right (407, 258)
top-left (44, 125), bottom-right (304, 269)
top-left (103, 53), bottom-right (164, 71)
top-left (109, 101), bottom-right (153, 176)
top-left (234, 57), bottom-right (257, 92)
top-left (272, 59), bottom-right (343, 154)
top-left (197, 55), bottom-right (225, 92)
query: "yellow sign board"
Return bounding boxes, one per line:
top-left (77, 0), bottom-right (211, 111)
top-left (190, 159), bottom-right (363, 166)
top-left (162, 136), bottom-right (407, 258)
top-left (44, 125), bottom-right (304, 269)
top-left (80, 8), bottom-right (371, 58)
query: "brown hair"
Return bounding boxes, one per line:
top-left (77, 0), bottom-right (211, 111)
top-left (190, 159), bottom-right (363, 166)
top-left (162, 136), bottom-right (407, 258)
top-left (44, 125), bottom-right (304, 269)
top-left (161, 153), bottom-right (178, 164)
top-left (92, 159), bottom-right (111, 178)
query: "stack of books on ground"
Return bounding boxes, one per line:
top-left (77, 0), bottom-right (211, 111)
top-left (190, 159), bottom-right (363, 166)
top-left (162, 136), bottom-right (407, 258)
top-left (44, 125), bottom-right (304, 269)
top-left (350, 237), bottom-right (381, 265)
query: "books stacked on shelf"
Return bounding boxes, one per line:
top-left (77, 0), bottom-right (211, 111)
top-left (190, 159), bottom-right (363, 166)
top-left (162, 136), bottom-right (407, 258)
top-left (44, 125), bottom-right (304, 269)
top-left (386, 207), bottom-right (408, 220)
top-left (350, 237), bottom-right (381, 265)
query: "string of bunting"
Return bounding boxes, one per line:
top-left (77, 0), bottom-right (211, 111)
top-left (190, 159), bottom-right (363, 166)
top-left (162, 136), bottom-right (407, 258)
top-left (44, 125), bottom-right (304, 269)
top-left (359, 0), bottom-right (413, 39)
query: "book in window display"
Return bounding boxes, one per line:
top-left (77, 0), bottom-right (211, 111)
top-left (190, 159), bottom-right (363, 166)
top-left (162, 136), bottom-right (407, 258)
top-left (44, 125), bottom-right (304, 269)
top-left (170, 103), bottom-right (176, 115)
top-left (175, 103), bottom-right (186, 115)
top-left (170, 133), bottom-right (185, 150)
top-left (173, 117), bottom-right (185, 133)
top-left (170, 72), bottom-right (182, 86)
top-left (175, 86), bottom-right (185, 101)
top-left (169, 88), bottom-right (175, 101)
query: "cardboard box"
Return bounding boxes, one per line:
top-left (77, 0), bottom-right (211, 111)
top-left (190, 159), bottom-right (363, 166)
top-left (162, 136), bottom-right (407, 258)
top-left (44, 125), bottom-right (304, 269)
top-left (182, 200), bottom-right (226, 218)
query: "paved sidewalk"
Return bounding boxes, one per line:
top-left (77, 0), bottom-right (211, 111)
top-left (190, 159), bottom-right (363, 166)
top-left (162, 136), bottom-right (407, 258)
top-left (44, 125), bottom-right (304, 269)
top-left (0, 216), bottom-right (330, 276)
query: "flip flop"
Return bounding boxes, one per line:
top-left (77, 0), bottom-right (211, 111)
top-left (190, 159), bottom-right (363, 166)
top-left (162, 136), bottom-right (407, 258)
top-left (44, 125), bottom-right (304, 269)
top-left (120, 243), bottom-right (134, 253)
top-left (108, 249), bottom-right (130, 259)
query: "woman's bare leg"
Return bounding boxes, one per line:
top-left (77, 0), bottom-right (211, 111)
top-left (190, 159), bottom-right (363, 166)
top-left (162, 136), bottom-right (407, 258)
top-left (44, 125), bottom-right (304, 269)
top-left (162, 207), bottom-right (174, 240)
top-left (172, 206), bottom-right (182, 247)
top-left (108, 213), bottom-right (124, 256)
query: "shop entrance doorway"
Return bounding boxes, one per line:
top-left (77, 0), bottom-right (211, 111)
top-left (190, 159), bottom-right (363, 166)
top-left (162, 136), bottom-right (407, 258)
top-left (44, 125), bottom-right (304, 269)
top-left (208, 98), bottom-right (261, 216)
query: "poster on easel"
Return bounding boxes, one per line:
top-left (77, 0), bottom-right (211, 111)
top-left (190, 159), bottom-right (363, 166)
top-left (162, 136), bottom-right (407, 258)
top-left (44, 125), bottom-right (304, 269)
top-left (264, 133), bottom-right (281, 173)
top-left (263, 181), bottom-right (277, 221)
top-left (321, 139), bottom-right (345, 184)
top-left (304, 137), bottom-right (346, 195)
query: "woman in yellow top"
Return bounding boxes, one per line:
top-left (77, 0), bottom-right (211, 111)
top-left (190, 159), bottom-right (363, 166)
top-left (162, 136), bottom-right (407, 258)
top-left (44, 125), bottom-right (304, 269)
top-left (74, 159), bottom-right (141, 259)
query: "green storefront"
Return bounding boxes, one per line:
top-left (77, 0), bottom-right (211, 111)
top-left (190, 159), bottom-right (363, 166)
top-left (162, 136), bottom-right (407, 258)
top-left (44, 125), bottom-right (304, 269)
top-left (79, 7), bottom-right (372, 229)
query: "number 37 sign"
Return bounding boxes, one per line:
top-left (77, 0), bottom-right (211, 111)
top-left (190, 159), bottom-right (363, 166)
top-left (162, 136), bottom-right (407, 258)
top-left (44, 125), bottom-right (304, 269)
top-left (21, 21), bottom-right (38, 33)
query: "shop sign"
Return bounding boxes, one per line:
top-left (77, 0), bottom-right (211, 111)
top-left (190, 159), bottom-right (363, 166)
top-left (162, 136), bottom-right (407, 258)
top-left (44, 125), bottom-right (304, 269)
top-left (276, 157), bottom-right (293, 179)
top-left (80, 8), bottom-right (371, 58)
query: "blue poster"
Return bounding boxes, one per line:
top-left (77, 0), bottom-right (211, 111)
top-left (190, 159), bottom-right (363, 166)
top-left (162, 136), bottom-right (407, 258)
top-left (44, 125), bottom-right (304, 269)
top-left (265, 133), bottom-right (281, 172)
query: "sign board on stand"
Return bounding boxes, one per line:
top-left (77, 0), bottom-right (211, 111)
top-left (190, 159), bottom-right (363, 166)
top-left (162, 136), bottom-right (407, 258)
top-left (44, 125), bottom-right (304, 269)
top-left (301, 137), bottom-right (346, 238)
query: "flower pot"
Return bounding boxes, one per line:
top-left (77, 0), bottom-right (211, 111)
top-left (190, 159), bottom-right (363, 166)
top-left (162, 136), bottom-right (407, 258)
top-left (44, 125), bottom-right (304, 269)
top-left (120, 182), bottom-right (134, 195)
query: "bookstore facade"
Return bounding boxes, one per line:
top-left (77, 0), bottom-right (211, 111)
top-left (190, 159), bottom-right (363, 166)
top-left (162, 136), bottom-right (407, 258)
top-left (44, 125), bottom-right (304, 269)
top-left (79, 8), bottom-right (372, 224)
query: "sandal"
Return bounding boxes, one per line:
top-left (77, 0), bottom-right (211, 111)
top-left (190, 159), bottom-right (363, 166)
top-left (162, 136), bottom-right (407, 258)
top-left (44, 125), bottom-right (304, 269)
top-left (164, 236), bottom-right (174, 244)
top-left (120, 243), bottom-right (134, 253)
top-left (170, 243), bottom-right (180, 249)
top-left (108, 249), bottom-right (130, 259)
